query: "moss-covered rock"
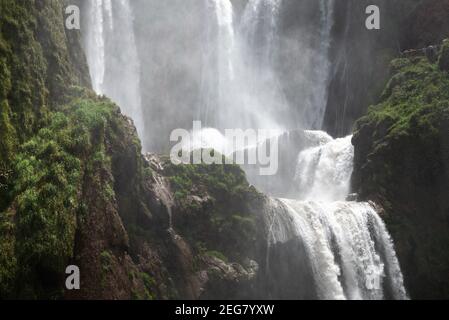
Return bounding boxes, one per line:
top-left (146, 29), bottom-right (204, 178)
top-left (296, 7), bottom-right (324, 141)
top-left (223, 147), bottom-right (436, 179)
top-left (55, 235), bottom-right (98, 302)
top-left (353, 50), bottom-right (449, 299)
top-left (0, 1), bottom-right (157, 299)
top-left (129, 154), bottom-right (268, 300)
top-left (163, 156), bottom-right (264, 263)
top-left (0, 0), bottom-right (88, 212)
top-left (0, 1), bottom-right (269, 299)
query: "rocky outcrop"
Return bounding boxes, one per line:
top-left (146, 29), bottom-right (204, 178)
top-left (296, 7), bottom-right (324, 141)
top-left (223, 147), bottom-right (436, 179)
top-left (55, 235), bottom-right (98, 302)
top-left (0, 0), bottom-right (272, 300)
top-left (324, 0), bottom-right (449, 138)
top-left (352, 50), bottom-right (449, 299)
top-left (3, 0), bottom-right (448, 300)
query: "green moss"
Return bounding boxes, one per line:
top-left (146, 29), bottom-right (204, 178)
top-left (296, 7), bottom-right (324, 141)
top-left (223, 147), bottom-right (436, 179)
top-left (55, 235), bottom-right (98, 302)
top-left (0, 0), bottom-right (147, 299)
top-left (205, 250), bottom-right (228, 263)
top-left (353, 43), bottom-right (449, 299)
top-left (129, 272), bottom-right (155, 300)
top-left (0, 209), bottom-right (17, 298)
top-left (164, 152), bottom-right (250, 203)
top-left (163, 156), bottom-right (262, 263)
top-left (100, 250), bottom-right (113, 273)
top-left (1, 0), bottom-right (48, 138)
top-left (140, 272), bottom-right (156, 297)
top-left (0, 91), bottom-right (132, 298)
top-left (357, 56), bottom-right (449, 139)
top-left (99, 250), bottom-right (114, 289)
top-left (0, 55), bottom-right (17, 210)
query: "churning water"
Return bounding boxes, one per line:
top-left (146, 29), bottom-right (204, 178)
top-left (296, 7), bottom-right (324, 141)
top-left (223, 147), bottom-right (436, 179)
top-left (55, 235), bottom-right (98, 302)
top-left (265, 132), bottom-right (408, 300)
top-left (83, 0), bottom-right (407, 300)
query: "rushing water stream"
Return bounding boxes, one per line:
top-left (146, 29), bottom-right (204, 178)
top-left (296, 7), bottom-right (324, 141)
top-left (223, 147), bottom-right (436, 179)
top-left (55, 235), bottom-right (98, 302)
top-left (265, 131), bottom-right (407, 300)
top-left (82, 0), bottom-right (407, 300)
top-left (84, 0), bottom-right (145, 144)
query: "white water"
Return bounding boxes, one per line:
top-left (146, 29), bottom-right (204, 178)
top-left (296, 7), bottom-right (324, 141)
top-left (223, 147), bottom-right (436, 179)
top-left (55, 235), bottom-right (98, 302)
top-left (82, 1), bottom-right (407, 300)
top-left (310, 0), bottom-right (335, 129)
top-left (199, 0), bottom-right (283, 132)
top-left (196, 0), bottom-right (336, 155)
top-left (84, 0), bottom-right (145, 146)
top-left (295, 134), bottom-right (354, 202)
top-left (266, 131), bottom-right (408, 300)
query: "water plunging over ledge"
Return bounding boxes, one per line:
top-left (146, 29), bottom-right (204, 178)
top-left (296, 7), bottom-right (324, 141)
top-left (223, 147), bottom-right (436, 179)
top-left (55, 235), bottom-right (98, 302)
top-left (264, 131), bottom-right (408, 300)
top-left (82, 0), bottom-right (408, 300)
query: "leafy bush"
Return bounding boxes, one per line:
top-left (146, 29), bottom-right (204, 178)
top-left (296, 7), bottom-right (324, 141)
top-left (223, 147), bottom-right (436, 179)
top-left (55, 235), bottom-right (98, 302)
top-left (0, 92), bottom-right (126, 298)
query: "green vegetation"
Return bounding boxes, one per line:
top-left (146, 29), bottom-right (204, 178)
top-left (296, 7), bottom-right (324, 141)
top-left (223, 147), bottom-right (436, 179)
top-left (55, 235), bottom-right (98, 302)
top-left (165, 153), bottom-right (251, 203)
top-left (205, 250), bottom-right (229, 263)
top-left (354, 52), bottom-right (449, 216)
top-left (139, 272), bottom-right (156, 300)
top-left (353, 42), bottom-right (449, 299)
top-left (0, 88), bottom-right (130, 298)
top-left (128, 270), bottom-right (156, 300)
top-left (0, 0), bottom-right (161, 300)
top-left (100, 250), bottom-right (114, 273)
top-left (163, 157), bottom-right (262, 264)
top-left (362, 56), bottom-right (449, 139)
top-left (0, 209), bottom-right (16, 298)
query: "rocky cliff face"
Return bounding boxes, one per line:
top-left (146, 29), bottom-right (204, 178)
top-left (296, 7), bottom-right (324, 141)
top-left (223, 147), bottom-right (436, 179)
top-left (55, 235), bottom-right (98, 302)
top-left (324, 0), bottom-right (449, 138)
top-left (352, 46), bottom-right (449, 299)
top-left (0, 0), bottom-right (272, 299)
top-left (2, 0), bottom-right (449, 300)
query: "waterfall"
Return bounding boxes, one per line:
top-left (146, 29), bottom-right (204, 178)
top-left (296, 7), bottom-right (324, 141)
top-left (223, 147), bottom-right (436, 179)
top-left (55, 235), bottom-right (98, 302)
top-left (295, 134), bottom-right (353, 202)
top-left (200, 0), bottom-right (236, 127)
top-left (265, 132), bottom-right (408, 300)
top-left (83, 0), bottom-right (145, 147)
top-left (81, 0), bottom-right (407, 300)
top-left (240, 0), bottom-right (282, 67)
top-left (274, 200), bottom-right (407, 300)
top-left (199, 0), bottom-right (286, 132)
top-left (198, 0), bottom-right (335, 140)
top-left (312, 0), bottom-right (335, 129)
top-left (85, 0), bottom-right (107, 94)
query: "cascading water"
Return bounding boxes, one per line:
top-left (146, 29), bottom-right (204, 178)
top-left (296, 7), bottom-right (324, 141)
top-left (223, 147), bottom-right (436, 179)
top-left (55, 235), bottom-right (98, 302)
top-left (85, 0), bottom-right (108, 93)
top-left (195, 0), bottom-right (336, 153)
top-left (83, 0), bottom-right (145, 146)
top-left (199, 0), bottom-right (285, 132)
top-left (265, 131), bottom-right (408, 300)
top-left (81, 0), bottom-right (407, 300)
top-left (199, 0), bottom-right (236, 128)
top-left (294, 134), bottom-right (353, 202)
top-left (311, 0), bottom-right (335, 129)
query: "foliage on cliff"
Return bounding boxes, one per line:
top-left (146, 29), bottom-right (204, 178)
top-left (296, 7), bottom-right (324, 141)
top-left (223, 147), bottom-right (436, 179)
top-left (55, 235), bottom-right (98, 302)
top-left (164, 157), bottom-right (264, 262)
top-left (0, 1), bottom-right (269, 300)
top-left (0, 0), bottom-right (82, 297)
top-left (159, 157), bottom-right (267, 299)
top-left (0, 0), bottom-right (87, 210)
top-left (0, 87), bottom-right (146, 298)
top-left (0, 0), bottom-right (154, 299)
top-left (353, 45), bottom-right (449, 299)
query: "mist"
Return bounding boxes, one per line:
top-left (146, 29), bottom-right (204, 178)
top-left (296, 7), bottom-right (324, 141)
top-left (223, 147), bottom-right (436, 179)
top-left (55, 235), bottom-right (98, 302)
top-left (80, 0), bottom-right (336, 153)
